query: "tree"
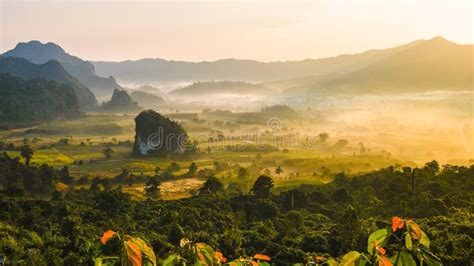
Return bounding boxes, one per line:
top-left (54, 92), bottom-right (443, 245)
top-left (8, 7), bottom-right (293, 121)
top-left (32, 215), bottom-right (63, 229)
top-left (199, 176), bottom-right (224, 195)
top-left (59, 166), bottom-right (73, 184)
top-left (20, 145), bottom-right (34, 166)
top-left (145, 176), bottom-right (160, 198)
top-left (423, 160), bottom-right (440, 175)
top-left (168, 224), bottom-right (184, 246)
top-left (102, 146), bottom-right (114, 160)
top-left (94, 189), bottom-right (131, 217)
top-left (237, 167), bottom-right (249, 179)
top-left (167, 162), bottom-right (180, 173)
top-left (334, 139), bottom-right (348, 148)
top-left (188, 162), bottom-right (198, 174)
top-left (251, 175), bottom-right (274, 198)
top-left (90, 177), bottom-right (101, 191)
top-left (319, 132), bottom-right (329, 142)
top-left (275, 166), bottom-right (283, 175)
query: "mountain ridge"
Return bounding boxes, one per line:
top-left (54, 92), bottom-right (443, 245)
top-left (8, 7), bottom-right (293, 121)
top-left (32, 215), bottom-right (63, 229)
top-left (90, 37), bottom-right (450, 84)
top-left (2, 40), bottom-right (124, 100)
top-left (0, 57), bottom-right (98, 109)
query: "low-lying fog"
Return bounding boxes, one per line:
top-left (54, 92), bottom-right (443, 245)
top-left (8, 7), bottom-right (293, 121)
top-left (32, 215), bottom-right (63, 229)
top-left (123, 78), bottom-right (472, 165)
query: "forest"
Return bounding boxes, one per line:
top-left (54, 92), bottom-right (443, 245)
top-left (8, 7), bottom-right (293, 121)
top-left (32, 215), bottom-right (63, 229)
top-left (0, 152), bottom-right (472, 265)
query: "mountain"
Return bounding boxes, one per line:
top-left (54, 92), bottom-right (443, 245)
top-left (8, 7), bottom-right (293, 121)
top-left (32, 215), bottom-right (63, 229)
top-left (101, 89), bottom-right (142, 113)
top-left (0, 57), bottom-right (97, 109)
top-left (93, 37), bottom-right (472, 96)
top-left (283, 37), bottom-right (474, 96)
top-left (129, 90), bottom-right (165, 108)
top-left (2, 40), bottom-right (123, 100)
top-left (0, 74), bottom-right (82, 123)
top-left (91, 38), bottom-right (423, 84)
top-left (169, 81), bottom-right (271, 96)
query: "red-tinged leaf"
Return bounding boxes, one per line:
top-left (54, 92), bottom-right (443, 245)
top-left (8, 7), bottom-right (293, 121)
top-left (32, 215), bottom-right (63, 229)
top-left (124, 240), bottom-right (142, 266)
top-left (100, 230), bottom-right (117, 245)
top-left (391, 216), bottom-right (404, 232)
top-left (379, 255), bottom-right (393, 266)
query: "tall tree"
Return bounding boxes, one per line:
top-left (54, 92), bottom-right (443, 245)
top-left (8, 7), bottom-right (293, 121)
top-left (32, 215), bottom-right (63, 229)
top-left (251, 175), bottom-right (274, 198)
top-left (20, 145), bottom-right (34, 166)
top-left (199, 176), bottom-right (224, 195)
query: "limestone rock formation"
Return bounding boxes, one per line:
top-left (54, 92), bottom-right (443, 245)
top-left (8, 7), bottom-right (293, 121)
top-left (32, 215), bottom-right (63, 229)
top-left (132, 110), bottom-right (191, 156)
top-left (100, 89), bottom-right (142, 113)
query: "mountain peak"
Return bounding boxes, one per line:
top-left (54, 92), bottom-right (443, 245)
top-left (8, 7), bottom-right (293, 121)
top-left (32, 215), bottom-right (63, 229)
top-left (425, 36), bottom-right (454, 46)
top-left (14, 40), bottom-right (66, 54)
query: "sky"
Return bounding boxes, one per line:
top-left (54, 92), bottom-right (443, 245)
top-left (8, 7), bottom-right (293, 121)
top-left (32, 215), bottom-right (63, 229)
top-left (0, 0), bottom-right (472, 62)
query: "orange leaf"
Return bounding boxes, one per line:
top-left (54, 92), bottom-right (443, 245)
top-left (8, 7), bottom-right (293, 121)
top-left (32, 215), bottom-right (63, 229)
top-left (315, 256), bottom-right (326, 263)
top-left (214, 251), bottom-right (227, 263)
top-left (379, 256), bottom-right (393, 266)
top-left (407, 220), bottom-right (422, 240)
top-left (254, 254), bottom-right (271, 261)
top-left (391, 217), bottom-right (404, 232)
top-left (100, 230), bottom-right (117, 245)
top-left (377, 247), bottom-right (386, 255)
top-left (124, 240), bottom-right (142, 266)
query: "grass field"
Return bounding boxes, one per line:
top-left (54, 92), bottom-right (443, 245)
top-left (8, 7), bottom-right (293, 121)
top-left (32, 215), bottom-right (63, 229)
top-left (0, 112), bottom-right (428, 200)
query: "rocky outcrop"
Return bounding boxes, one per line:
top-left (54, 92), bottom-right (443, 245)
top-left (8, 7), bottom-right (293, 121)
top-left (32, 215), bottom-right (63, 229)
top-left (132, 110), bottom-right (190, 156)
top-left (100, 89), bottom-right (142, 113)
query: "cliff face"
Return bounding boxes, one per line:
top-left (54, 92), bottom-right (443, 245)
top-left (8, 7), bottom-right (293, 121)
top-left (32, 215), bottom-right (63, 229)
top-left (100, 89), bottom-right (142, 113)
top-left (132, 110), bottom-right (190, 156)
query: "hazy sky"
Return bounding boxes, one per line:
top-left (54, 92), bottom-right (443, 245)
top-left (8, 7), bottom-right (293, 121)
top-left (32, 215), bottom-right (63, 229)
top-left (0, 0), bottom-right (472, 62)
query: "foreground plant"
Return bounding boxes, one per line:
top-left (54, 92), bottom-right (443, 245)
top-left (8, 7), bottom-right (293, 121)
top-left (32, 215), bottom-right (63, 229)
top-left (340, 217), bottom-right (442, 266)
top-left (94, 230), bottom-right (157, 266)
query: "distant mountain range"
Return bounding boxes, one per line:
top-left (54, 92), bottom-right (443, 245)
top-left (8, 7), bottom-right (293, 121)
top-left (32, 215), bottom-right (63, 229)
top-left (280, 37), bottom-right (474, 96)
top-left (2, 41), bottom-right (123, 100)
top-left (1, 36), bottom-right (472, 103)
top-left (169, 81), bottom-right (271, 96)
top-left (0, 57), bottom-right (97, 109)
top-left (92, 37), bottom-right (473, 95)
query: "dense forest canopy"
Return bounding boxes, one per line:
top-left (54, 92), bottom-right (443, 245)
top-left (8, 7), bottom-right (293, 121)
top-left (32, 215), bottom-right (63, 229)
top-left (0, 74), bottom-right (82, 123)
top-left (0, 152), bottom-right (472, 265)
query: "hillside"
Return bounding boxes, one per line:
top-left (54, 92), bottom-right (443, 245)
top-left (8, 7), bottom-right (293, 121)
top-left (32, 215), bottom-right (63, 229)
top-left (0, 57), bottom-right (97, 109)
top-left (283, 37), bottom-right (474, 96)
top-left (2, 41), bottom-right (123, 100)
top-left (129, 90), bottom-right (165, 108)
top-left (91, 38), bottom-right (422, 84)
top-left (0, 74), bottom-right (82, 122)
top-left (169, 81), bottom-right (271, 96)
top-left (101, 89), bottom-right (142, 113)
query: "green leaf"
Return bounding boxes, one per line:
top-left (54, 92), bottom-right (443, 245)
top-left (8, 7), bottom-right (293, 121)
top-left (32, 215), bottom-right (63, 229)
top-left (340, 251), bottom-right (361, 266)
top-left (420, 231), bottom-right (430, 248)
top-left (405, 234), bottom-right (413, 251)
top-left (324, 258), bottom-right (339, 266)
top-left (94, 256), bottom-right (120, 266)
top-left (162, 254), bottom-right (187, 266)
top-left (367, 229), bottom-right (389, 254)
top-left (391, 250), bottom-right (417, 266)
